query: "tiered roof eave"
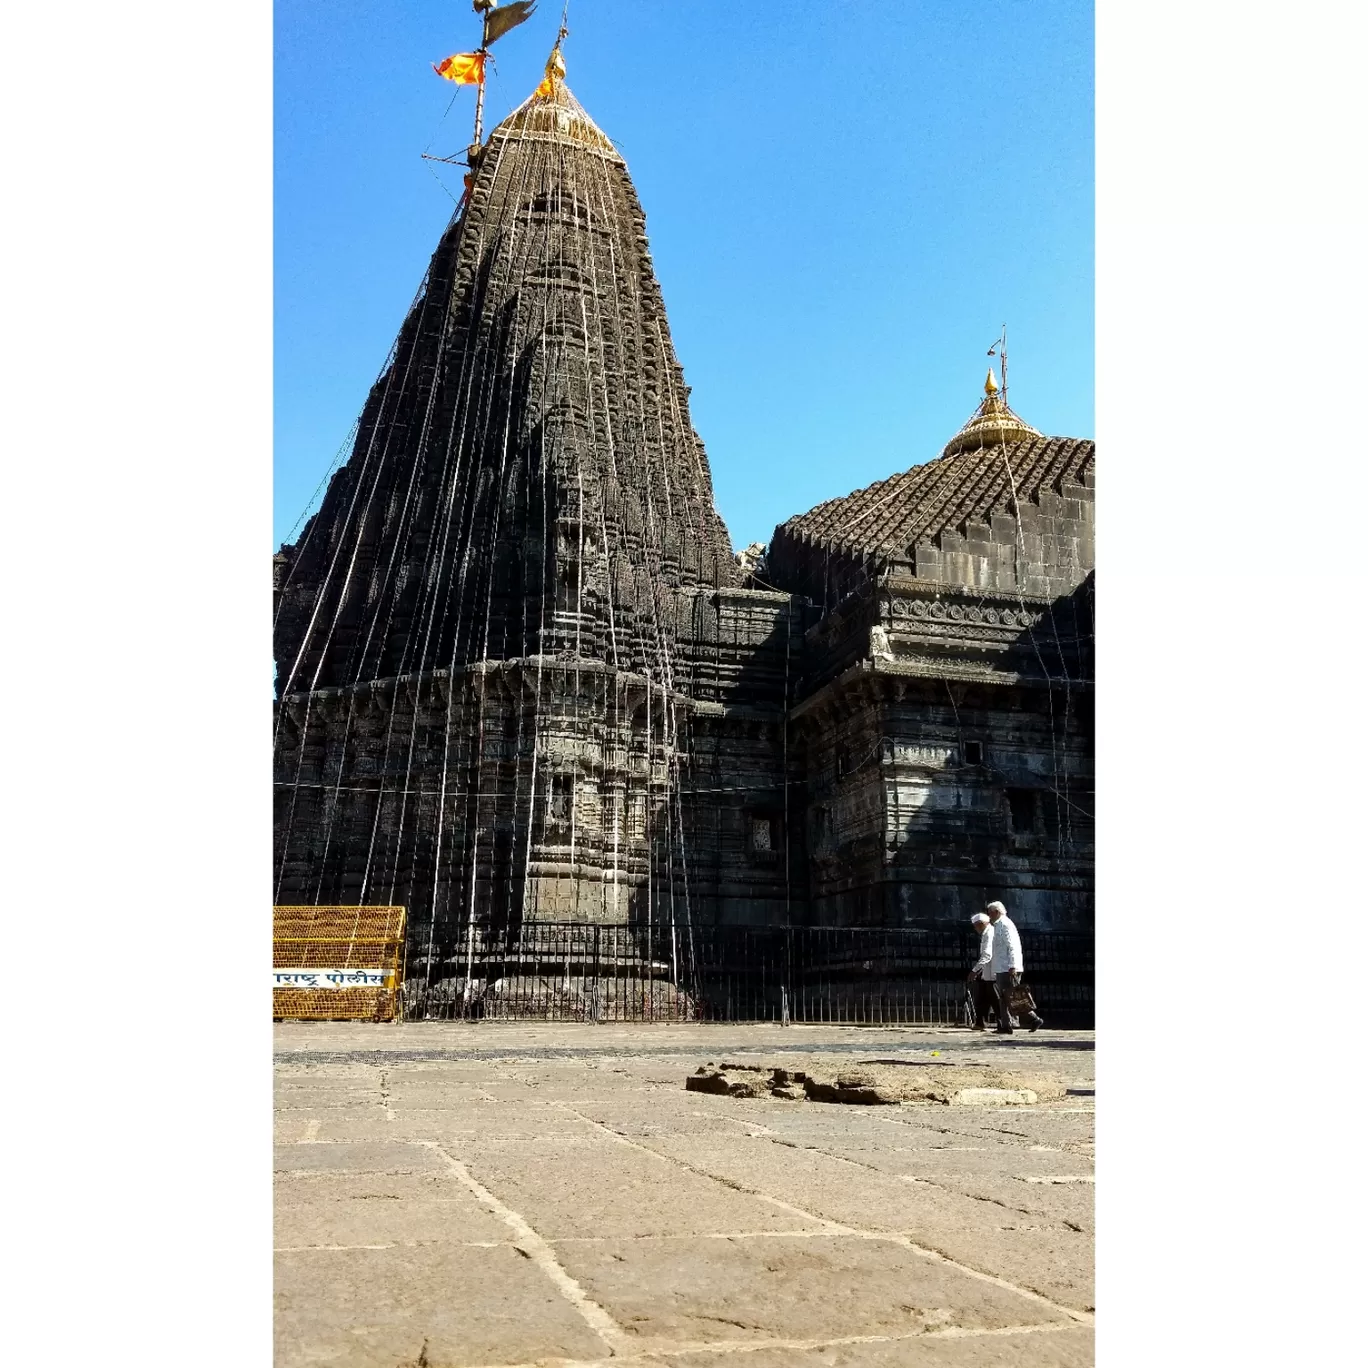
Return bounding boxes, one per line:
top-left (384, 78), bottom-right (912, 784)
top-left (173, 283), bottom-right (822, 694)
top-left (775, 433), bottom-right (1095, 564)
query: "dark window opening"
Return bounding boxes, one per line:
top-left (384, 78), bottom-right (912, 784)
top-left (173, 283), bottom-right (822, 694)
top-left (1007, 788), bottom-right (1037, 833)
top-left (963, 741), bottom-right (984, 766)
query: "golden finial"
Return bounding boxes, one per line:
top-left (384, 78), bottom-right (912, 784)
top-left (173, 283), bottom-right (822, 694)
top-left (984, 368), bottom-right (999, 395)
top-left (531, 18), bottom-right (568, 101)
top-left (546, 2), bottom-right (570, 82)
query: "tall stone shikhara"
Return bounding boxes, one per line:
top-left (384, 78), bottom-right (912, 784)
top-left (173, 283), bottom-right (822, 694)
top-left (274, 77), bottom-right (799, 978)
top-left (275, 84), bottom-right (738, 692)
top-left (275, 70), bottom-right (1094, 997)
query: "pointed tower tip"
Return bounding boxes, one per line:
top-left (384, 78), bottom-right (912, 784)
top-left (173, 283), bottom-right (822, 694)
top-left (494, 8), bottom-right (616, 155)
top-left (527, 26), bottom-right (568, 103)
top-left (941, 362), bottom-right (1041, 457)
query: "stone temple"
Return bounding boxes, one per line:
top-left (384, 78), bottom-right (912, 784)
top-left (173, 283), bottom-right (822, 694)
top-left (273, 66), bottom-right (1093, 1006)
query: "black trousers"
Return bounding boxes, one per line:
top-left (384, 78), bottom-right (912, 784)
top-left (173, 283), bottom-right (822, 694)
top-left (991, 976), bottom-right (1019, 1032)
top-left (970, 977), bottom-right (998, 1027)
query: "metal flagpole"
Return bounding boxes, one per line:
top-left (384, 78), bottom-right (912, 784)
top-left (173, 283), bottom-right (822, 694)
top-left (469, 1), bottom-right (494, 163)
top-left (988, 324), bottom-right (1008, 402)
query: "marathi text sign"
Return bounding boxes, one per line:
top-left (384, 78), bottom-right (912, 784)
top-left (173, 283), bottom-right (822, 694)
top-left (273, 968), bottom-right (392, 990)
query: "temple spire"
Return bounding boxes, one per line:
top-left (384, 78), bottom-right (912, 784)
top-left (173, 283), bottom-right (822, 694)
top-left (942, 352), bottom-right (1042, 457)
top-left (534, 5), bottom-right (569, 98)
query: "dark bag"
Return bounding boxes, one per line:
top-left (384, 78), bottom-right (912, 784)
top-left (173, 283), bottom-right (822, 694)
top-left (1006, 980), bottom-right (1037, 1015)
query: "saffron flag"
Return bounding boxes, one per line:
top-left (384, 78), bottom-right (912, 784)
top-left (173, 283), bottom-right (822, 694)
top-left (433, 52), bottom-right (486, 85)
top-left (534, 75), bottom-right (554, 98)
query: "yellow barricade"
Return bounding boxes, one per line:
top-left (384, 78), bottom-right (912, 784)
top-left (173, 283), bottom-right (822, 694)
top-left (273, 905), bottom-right (407, 1022)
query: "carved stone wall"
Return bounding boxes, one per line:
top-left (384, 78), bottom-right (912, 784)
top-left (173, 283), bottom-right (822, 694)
top-left (765, 441), bottom-right (1096, 933)
top-left (791, 672), bottom-right (1092, 931)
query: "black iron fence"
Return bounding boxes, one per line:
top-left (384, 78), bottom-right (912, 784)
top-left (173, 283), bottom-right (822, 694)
top-left (403, 922), bottom-right (1094, 1027)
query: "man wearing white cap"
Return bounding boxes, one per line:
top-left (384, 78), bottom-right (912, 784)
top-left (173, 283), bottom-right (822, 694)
top-left (985, 900), bottom-right (1044, 1034)
top-left (966, 912), bottom-right (996, 1030)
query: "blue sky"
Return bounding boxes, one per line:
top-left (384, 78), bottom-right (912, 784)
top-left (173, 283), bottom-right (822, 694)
top-left (275, 0), bottom-right (1093, 554)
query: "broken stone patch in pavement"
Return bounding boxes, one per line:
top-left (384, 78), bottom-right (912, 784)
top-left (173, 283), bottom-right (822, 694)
top-left (685, 1057), bottom-right (1066, 1106)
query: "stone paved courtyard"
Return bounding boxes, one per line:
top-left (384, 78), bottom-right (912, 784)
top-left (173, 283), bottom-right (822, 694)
top-left (275, 1023), bottom-right (1095, 1367)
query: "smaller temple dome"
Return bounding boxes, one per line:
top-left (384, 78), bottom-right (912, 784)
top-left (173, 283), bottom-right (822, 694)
top-left (941, 368), bottom-right (1041, 457)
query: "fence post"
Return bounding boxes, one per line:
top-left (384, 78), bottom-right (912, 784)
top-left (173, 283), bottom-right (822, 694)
top-left (592, 923), bottom-right (601, 1022)
top-left (784, 926), bottom-right (794, 1025)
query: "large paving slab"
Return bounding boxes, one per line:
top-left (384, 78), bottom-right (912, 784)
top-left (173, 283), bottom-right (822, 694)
top-left (274, 1083), bottom-right (384, 1106)
top-left (619, 1324), bottom-right (1095, 1366)
top-left (609, 1130), bottom-right (1093, 1310)
top-left (274, 1109), bottom-right (390, 1144)
top-left (912, 1223), bottom-right (1093, 1312)
top-left (452, 1135), bottom-right (825, 1240)
top-left (274, 1141), bottom-right (449, 1176)
top-left (734, 1108), bottom-right (1009, 1150)
top-left (560, 1097), bottom-right (767, 1139)
top-left (814, 1140), bottom-right (1094, 1182)
top-left (274, 1171), bottom-right (513, 1249)
top-left (920, 1171), bottom-right (1095, 1229)
top-left (275, 1022), bottom-right (1094, 1365)
top-left (628, 1132), bottom-right (958, 1233)
top-left (554, 1232), bottom-right (1069, 1351)
top-left (275, 1244), bottom-right (608, 1366)
top-left (377, 1105), bottom-right (606, 1142)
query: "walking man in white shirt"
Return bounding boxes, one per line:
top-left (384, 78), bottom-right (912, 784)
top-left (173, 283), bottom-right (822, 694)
top-left (985, 900), bottom-right (1044, 1034)
top-left (967, 912), bottom-right (997, 1030)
